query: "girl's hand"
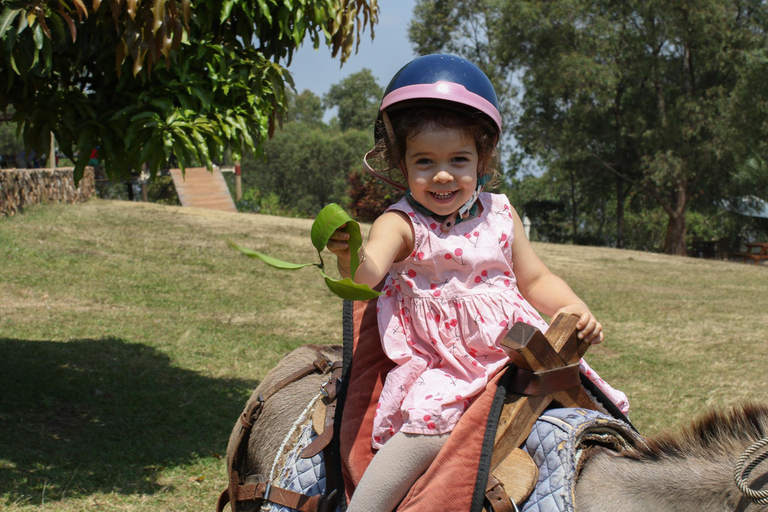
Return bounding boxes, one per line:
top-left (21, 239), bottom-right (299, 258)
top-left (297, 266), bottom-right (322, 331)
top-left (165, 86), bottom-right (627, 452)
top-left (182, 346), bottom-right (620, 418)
top-left (326, 224), bottom-right (355, 276)
top-left (554, 305), bottom-right (604, 344)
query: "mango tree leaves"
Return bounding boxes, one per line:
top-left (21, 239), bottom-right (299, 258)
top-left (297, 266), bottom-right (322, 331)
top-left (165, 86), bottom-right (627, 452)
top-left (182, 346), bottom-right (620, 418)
top-left (231, 203), bottom-right (380, 301)
top-left (310, 203), bottom-right (362, 277)
top-left (0, 0), bottom-right (379, 183)
top-left (323, 275), bottom-right (381, 301)
top-left (227, 242), bottom-right (316, 270)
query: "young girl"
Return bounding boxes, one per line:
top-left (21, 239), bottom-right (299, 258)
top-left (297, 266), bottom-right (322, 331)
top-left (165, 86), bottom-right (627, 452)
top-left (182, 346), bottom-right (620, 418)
top-left (327, 54), bottom-right (628, 511)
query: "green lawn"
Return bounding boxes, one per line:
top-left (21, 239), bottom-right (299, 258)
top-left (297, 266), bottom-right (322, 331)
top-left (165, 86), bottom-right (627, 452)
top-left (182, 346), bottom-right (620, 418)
top-left (1, 199), bottom-right (767, 510)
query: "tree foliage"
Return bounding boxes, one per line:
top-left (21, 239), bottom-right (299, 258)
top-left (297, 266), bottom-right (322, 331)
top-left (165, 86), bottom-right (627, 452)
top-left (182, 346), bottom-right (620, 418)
top-left (286, 89), bottom-right (325, 126)
top-left (238, 75), bottom-right (398, 219)
top-left (323, 68), bottom-right (382, 131)
top-left (240, 114), bottom-right (372, 217)
top-left (0, 0), bottom-right (379, 181)
top-left (408, 0), bottom-right (514, 123)
top-left (411, 0), bottom-right (768, 254)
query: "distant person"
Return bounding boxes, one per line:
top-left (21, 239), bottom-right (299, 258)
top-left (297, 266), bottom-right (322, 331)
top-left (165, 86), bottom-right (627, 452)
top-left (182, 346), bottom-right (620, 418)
top-left (89, 147), bottom-right (100, 168)
top-left (325, 54), bottom-right (629, 511)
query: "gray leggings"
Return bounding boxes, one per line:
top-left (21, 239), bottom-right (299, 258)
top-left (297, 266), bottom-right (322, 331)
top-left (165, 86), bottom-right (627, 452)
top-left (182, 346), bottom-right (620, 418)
top-left (346, 431), bottom-right (449, 512)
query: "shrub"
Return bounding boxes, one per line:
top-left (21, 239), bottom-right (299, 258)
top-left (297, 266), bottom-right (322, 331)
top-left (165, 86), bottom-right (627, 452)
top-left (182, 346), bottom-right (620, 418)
top-left (346, 169), bottom-right (400, 222)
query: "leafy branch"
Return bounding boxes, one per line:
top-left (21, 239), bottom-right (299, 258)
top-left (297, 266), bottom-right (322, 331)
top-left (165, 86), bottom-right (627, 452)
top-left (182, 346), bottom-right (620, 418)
top-left (230, 203), bottom-right (380, 301)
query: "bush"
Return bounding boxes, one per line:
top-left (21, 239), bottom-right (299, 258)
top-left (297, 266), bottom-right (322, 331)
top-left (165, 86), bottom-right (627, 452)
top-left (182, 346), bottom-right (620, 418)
top-left (522, 199), bottom-right (569, 243)
top-left (622, 207), bottom-right (667, 252)
top-left (147, 175), bottom-right (180, 205)
top-left (346, 169), bottom-right (400, 222)
top-left (236, 188), bottom-right (302, 217)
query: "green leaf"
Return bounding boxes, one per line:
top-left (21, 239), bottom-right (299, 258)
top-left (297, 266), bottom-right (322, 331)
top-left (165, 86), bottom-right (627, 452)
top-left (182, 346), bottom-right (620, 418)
top-left (322, 272), bottom-right (381, 301)
top-left (33, 23), bottom-right (43, 50)
top-left (310, 203), bottom-right (361, 276)
top-left (228, 205), bottom-right (379, 301)
top-left (0, 8), bottom-right (21, 38)
top-left (256, 0), bottom-right (273, 24)
top-left (228, 242), bottom-right (316, 270)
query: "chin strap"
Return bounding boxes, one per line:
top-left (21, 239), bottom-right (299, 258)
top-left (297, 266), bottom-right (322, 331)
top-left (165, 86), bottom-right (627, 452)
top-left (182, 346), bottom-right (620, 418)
top-left (405, 174), bottom-right (491, 233)
top-left (443, 174), bottom-right (491, 232)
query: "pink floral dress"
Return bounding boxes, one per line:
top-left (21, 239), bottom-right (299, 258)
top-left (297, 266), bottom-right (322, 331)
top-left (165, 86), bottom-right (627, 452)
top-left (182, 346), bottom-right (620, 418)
top-left (371, 193), bottom-right (628, 449)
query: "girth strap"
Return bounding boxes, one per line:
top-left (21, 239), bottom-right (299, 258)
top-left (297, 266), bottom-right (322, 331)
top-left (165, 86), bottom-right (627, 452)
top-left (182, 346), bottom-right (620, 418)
top-left (217, 480), bottom-right (334, 512)
top-left (239, 481), bottom-right (334, 512)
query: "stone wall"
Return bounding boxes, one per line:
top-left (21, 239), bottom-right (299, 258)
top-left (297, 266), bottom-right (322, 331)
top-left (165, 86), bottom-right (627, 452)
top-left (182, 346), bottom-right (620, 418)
top-left (0, 167), bottom-right (96, 216)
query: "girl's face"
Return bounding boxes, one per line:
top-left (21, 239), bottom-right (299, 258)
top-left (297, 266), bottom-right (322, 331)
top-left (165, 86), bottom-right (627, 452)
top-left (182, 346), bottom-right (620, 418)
top-left (404, 127), bottom-right (479, 217)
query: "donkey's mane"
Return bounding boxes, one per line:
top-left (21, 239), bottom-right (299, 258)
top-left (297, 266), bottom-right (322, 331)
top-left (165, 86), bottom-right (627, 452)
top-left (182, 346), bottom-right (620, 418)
top-left (625, 402), bottom-right (768, 461)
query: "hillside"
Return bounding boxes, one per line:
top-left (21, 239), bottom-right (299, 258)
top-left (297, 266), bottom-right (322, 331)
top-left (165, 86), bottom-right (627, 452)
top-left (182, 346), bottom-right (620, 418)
top-left (1, 199), bottom-right (766, 511)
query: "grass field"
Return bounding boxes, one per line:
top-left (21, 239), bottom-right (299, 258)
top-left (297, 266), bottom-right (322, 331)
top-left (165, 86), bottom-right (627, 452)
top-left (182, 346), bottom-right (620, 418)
top-left (1, 199), bottom-right (767, 511)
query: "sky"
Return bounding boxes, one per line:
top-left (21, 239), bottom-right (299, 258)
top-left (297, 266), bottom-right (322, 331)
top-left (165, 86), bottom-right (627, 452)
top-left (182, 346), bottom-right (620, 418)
top-left (285, 0), bottom-right (418, 116)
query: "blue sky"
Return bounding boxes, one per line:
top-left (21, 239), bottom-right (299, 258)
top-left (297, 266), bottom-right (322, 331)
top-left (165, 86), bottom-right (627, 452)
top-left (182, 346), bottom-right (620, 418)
top-left (286, 0), bottom-right (418, 109)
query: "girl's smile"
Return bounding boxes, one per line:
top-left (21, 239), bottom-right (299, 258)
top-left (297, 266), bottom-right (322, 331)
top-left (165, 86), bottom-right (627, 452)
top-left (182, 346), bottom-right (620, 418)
top-left (405, 128), bottom-right (479, 217)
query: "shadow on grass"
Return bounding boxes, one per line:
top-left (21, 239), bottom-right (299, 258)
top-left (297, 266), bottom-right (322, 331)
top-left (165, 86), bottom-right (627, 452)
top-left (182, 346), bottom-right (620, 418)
top-left (0, 337), bottom-right (256, 506)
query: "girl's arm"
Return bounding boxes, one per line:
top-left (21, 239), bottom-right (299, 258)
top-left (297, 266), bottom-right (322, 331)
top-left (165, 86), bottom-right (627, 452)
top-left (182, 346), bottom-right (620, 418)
top-left (509, 206), bottom-right (604, 344)
top-left (326, 211), bottom-right (414, 289)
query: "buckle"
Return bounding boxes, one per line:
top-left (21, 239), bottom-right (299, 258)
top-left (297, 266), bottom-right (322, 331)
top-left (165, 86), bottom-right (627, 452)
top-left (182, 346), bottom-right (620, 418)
top-left (263, 482), bottom-right (272, 502)
top-left (320, 489), bottom-right (338, 512)
top-left (313, 358), bottom-right (331, 373)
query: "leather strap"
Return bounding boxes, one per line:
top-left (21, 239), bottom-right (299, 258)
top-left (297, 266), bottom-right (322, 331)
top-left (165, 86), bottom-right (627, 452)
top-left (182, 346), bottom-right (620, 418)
top-left (217, 480), bottom-right (333, 512)
top-left (262, 357), bottom-right (333, 404)
top-left (300, 362), bottom-right (343, 459)
top-left (237, 482), bottom-right (333, 512)
top-left (485, 474), bottom-right (515, 512)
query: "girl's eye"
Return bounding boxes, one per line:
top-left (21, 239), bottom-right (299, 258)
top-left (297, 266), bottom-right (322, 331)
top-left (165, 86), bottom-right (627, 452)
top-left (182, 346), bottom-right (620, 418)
top-left (415, 158), bottom-right (432, 165)
top-left (452, 156), bottom-right (468, 163)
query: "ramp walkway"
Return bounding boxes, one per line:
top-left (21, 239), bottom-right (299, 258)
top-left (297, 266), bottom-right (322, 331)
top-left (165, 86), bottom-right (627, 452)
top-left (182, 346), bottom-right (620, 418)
top-left (169, 166), bottom-right (237, 213)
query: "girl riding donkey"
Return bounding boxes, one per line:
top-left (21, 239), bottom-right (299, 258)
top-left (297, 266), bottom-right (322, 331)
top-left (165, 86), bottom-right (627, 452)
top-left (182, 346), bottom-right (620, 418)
top-left (327, 54), bottom-right (629, 511)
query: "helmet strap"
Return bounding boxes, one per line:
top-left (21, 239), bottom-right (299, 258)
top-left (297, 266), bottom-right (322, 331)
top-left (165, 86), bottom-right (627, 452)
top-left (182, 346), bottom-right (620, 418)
top-left (363, 149), bottom-right (407, 190)
top-left (405, 174), bottom-right (491, 233)
top-left (382, 111), bottom-right (397, 147)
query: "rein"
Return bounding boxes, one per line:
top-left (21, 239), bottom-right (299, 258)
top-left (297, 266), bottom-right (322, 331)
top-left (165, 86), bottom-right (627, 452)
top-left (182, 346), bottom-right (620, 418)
top-left (734, 436), bottom-right (768, 505)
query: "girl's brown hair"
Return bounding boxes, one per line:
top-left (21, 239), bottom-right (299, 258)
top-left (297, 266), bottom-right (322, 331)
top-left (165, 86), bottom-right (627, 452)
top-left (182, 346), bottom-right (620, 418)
top-left (368, 105), bottom-right (500, 189)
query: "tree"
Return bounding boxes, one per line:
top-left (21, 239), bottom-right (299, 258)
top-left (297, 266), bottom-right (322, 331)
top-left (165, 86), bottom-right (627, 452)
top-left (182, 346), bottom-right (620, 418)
top-left (408, 1), bottom-right (515, 129)
top-left (287, 90), bottom-right (325, 126)
top-left (240, 122), bottom-right (371, 216)
top-left (411, 0), bottom-right (768, 255)
top-left (0, 0), bottom-right (379, 182)
top-left (323, 68), bottom-right (382, 132)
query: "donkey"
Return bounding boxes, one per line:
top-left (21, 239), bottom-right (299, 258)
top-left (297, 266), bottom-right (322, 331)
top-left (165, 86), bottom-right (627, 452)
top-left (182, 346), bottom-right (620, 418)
top-left (225, 344), bottom-right (768, 511)
top-left (574, 403), bottom-right (768, 511)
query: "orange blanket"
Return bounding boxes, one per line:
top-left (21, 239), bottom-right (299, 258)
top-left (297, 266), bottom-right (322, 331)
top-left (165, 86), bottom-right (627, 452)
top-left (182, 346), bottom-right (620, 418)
top-left (340, 299), bottom-right (506, 511)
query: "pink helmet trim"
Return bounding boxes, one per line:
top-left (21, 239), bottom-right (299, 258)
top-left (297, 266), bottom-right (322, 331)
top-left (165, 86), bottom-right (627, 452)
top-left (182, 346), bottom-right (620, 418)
top-left (380, 81), bottom-right (502, 134)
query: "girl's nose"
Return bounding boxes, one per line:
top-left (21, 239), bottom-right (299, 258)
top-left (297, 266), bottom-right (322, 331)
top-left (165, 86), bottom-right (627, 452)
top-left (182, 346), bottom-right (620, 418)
top-left (433, 170), bottom-right (453, 182)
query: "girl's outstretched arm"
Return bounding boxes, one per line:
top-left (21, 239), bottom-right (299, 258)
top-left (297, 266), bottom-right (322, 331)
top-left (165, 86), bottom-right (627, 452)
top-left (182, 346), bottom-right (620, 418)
top-left (326, 211), bottom-right (414, 289)
top-left (509, 207), bottom-right (604, 344)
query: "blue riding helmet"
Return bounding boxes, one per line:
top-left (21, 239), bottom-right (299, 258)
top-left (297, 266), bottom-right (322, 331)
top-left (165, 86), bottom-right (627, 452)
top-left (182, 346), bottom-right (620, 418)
top-left (377, 54), bottom-right (502, 140)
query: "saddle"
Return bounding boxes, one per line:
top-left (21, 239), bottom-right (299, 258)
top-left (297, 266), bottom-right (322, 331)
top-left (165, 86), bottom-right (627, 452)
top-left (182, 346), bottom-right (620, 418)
top-left (218, 299), bottom-right (633, 512)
